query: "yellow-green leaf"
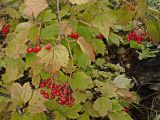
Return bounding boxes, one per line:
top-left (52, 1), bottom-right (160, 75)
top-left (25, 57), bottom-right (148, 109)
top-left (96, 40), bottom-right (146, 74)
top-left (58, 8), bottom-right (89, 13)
top-left (37, 44), bottom-right (69, 73)
top-left (24, 0), bottom-right (48, 17)
top-left (10, 82), bottom-right (32, 105)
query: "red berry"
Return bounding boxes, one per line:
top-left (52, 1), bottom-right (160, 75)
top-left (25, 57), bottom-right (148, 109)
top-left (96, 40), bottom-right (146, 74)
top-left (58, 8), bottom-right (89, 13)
top-left (68, 103), bottom-right (73, 107)
top-left (70, 97), bottom-right (75, 102)
top-left (137, 36), bottom-right (143, 41)
top-left (36, 45), bottom-right (41, 51)
top-left (122, 107), bottom-right (129, 112)
top-left (137, 39), bottom-right (142, 44)
top-left (141, 33), bottom-right (146, 36)
top-left (97, 33), bottom-right (104, 39)
top-left (51, 95), bottom-right (55, 99)
top-left (126, 37), bottom-right (131, 41)
top-left (73, 32), bottom-right (79, 39)
top-left (146, 37), bottom-right (151, 42)
top-left (68, 33), bottom-right (74, 38)
top-left (55, 91), bottom-right (61, 96)
top-left (40, 90), bottom-right (45, 95)
top-left (40, 82), bottom-right (46, 88)
top-left (57, 100), bottom-right (63, 105)
top-left (61, 97), bottom-right (66, 103)
top-left (43, 93), bottom-right (49, 99)
top-left (33, 48), bottom-right (39, 53)
top-left (130, 4), bottom-right (135, 11)
top-left (131, 32), bottom-right (137, 37)
top-left (27, 47), bottom-right (33, 53)
top-left (45, 43), bottom-right (52, 50)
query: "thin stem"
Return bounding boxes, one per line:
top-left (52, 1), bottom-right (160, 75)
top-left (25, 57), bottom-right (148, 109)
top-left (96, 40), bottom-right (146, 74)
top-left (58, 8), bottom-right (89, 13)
top-left (57, 0), bottom-right (63, 37)
top-left (78, 20), bottom-right (95, 28)
top-left (66, 38), bottom-right (73, 61)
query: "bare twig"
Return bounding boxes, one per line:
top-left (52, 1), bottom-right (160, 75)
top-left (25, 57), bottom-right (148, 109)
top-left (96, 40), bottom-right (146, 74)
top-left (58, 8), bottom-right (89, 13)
top-left (57, 0), bottom-right (63, 37)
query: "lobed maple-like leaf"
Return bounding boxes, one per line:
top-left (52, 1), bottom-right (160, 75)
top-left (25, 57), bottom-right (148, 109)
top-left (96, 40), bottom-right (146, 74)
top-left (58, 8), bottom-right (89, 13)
top-left (10, 82), bottom-right (32, 105)
top-left (24, 0), bottom-right (48, 17)
top-left (28, 90), bottom-right (46, 113)
top-left (37, 44), bottom-right (69, 74)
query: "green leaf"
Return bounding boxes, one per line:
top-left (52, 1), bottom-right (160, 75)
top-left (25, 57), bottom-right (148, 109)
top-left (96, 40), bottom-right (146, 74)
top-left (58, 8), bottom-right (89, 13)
top-left (108, 111), bottom-right (132, 120)
top-left (77, 37), bottom-right (95, 62)
top-left (37, 44), bottom-right (69, 74)
top-left (136, 0), bottom-right (147, 18)
top-left (73, 45), bottom-right (91, 68)
top-left (57, 71), bottom-right (68, 83)
top-left (96, 58), bottom-right (105, 66)
top-left (91, 39), bottom-right (106, 55)
top-left (113, 4), bottom-right (135, 25)
top-left (93, 97), bottom-right (112, 117)
top-left (69, 71), bottom-right (91, 90)
top-left (109, 32), bottom-right (124, 47)
top-left (28, 25), bottom-right (39, 44)
top-left (10, 82), bottom-right (32, 105)
top-left (11, 112), bottom-right (46, 120)
top-left (145, 20), bottom-right (160, 43)
top-left (78, 113), bottom-right (90, 120)
top-left (42, 10), bottom-right (57, 22)
top-left (28, 90), bottom-right (46, 113)
top-left (113, 74), bottom-right (132, 88)
top-left (25, 53), bottom-right (36, 69)
top-left (54, 111), bottom-right (66, 120)
top-left (2, 58), bottom-right (25, 83)
top-left (83, 101), bottom-right (100, 117)
top-left (63, 104), bottom-right (82, 119)
top-left (112, 100), bottom-right (123, 112)
top-left (4, 7), bottom-right (20, 19)
top-left (41, 23), bottom-right (59, 41)
top-left (92, 12), bottom-right (116, 39)
top-left (72, 91), bottom-right (86, 104)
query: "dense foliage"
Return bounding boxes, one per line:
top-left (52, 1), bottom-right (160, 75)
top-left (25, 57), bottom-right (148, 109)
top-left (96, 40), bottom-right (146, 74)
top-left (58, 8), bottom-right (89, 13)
top-left (0, 0), bottom-right (160, 120)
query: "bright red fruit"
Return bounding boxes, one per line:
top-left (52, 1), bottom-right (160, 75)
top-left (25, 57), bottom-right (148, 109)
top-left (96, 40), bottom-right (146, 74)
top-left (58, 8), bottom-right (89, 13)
top-left (36, 45), bottom-right (41, 51)
top-left (146, 37), bottom-right (151, 42)
top-left (70, 97), bottom-right (75, 102)
top-left (27, 47), bottom-right (33, 53)
top-left (33, 48), bottom-right (39, 53)
top-left (97, 33), bottom-right (104, 39)
top-left (45, 43), bottom-right (52, 50)
top-left (57, 100), bottom-right (63, 105)
top-left (73, 32), bottom-right (79, 39)
top-left (44, 93), bottom-right (49, 99)
top-left (40, 90), bottom-right (45, 95)
top-left (130, 4), bottom-right (135, 11)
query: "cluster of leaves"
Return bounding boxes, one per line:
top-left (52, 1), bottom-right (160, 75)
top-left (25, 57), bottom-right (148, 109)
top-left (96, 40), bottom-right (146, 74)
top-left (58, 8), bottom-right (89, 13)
top-left (0, 0), bottom-right (159, 120)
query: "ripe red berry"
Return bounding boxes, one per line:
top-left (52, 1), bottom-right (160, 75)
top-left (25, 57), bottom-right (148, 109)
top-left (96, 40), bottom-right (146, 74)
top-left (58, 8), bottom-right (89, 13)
top-left (40, 82), bottom-right (46, 88)
top-left (73, 32), bottom-right (79, 39)
top-left (51, 95), bottom-right (55, 99)
top-left (137, 36), bottom-right (143, 41)
top-left (137, 40), bottom-right (142, 44)
top-left (43, 93), bottom-right (49, 99)
top-left (141, 33), bottom-right (146, 36)
top-left (70, 97), bottom-right (75, 102)
top-left (97, 33), bottom-right (104, 39)
top-left (33, 48), bottom-right (39, 53)
top-left (61, 97), bottom-right (66, 103)
top-left (57, 100), bottom-right (63, 105)
top-left (45, 43), bottom-right (52, 50)
top-left (122, 107), bottom-right (129, 112)
top-left (68, 103), bottom-right (73, 107)
top-left (146, 37), bottom-right (151, 42)
top-left (27, 47), bottom-right (33, 53)
top-left (130, 4), bottom-right (135, 11)
top-left (36, 45), bottom-right (41, 51)
top-left (40, 90), bottom-right (45, 95)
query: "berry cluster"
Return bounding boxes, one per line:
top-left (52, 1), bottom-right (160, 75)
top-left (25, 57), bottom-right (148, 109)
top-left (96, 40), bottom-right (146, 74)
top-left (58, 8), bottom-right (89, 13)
top-left (26, 43), bottom-right (52, 54)
top-left (97, 33), bottom-right (104, 39)
top-left (39, 78), bottom-right (75, 107)
top-left (0, 24), bottom-right (10, 37)
top-left (68, 32), bottom-right (79, 39)
top-left (126, 31), bottom-right (151, 44)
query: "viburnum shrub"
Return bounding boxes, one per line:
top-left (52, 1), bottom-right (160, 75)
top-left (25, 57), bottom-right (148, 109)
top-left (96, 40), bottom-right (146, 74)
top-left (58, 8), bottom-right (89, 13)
top-left (0, 0), bottom-right (159, 120)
